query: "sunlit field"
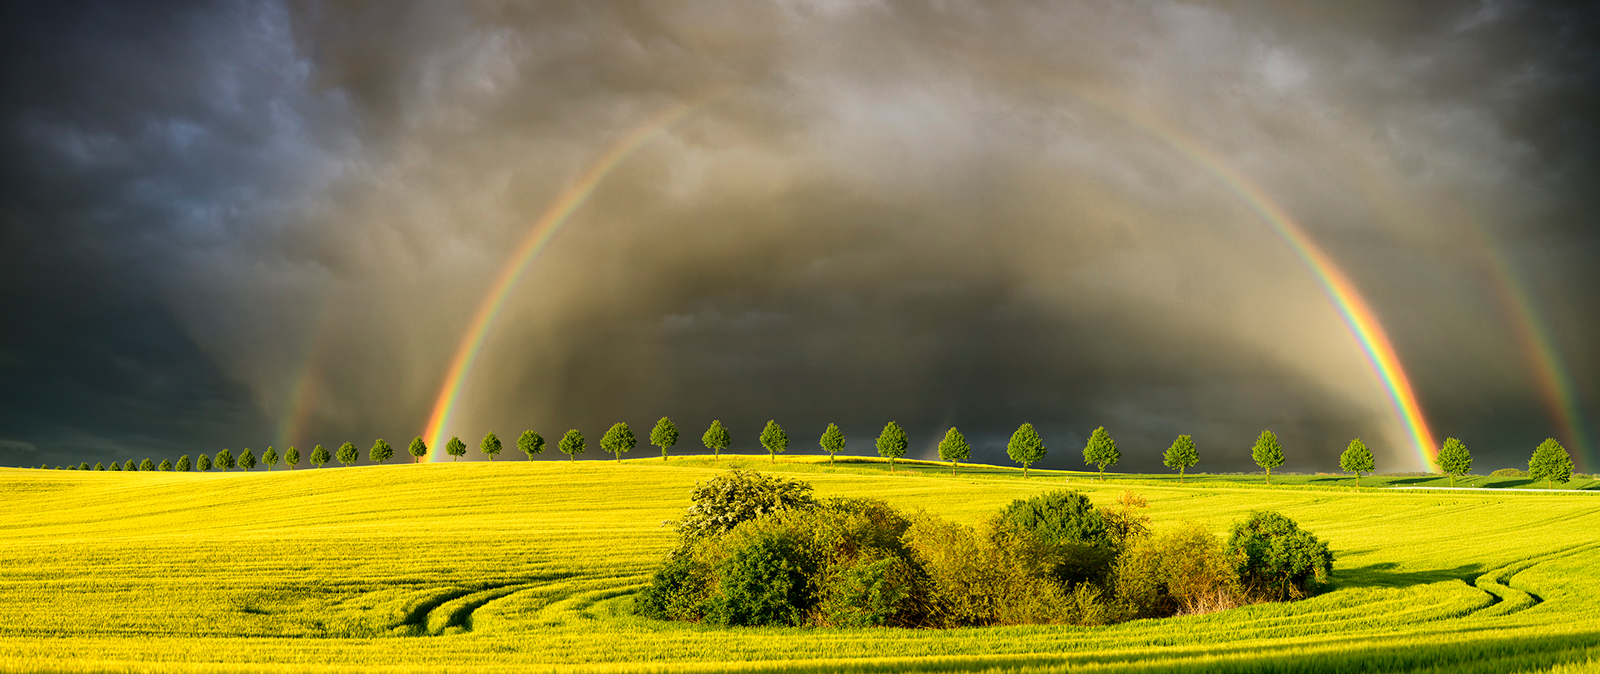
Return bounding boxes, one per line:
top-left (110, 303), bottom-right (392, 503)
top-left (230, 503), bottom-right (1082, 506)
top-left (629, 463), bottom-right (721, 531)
top-left (3, 457), bottom-right (1599, 673)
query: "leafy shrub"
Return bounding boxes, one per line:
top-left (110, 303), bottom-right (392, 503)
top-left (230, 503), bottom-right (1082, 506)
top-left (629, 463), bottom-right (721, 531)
top-left (1226, 511), bottom-right (1334, 601)
top-left (996, 489), bottom-right (1118, 585)
top-left (1491, 468), bottom-right (1527, 477)
top-left (1115, 522), bottom-right (1241, 618)
top-left (668, 469), bottom-right (817, 542)
top-left (905, 513), bottom-right (1084, 626)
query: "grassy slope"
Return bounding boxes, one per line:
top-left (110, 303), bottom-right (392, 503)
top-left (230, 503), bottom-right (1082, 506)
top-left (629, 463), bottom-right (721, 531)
top-left (2, 456), bottom-right (1598, 673)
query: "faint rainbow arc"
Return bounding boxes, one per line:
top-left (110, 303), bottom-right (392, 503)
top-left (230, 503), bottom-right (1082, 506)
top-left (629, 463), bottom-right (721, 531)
top-left (422, 98), bottom-right (710, 459)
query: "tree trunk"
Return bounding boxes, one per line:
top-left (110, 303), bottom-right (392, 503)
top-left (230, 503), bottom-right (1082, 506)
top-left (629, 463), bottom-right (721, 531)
top-left (951, 461), bottom-right (956, 477)
top-left (1179, 468), bottom-right (1185, 485)
top-left (1266, 469), bottom-right (1271, 486)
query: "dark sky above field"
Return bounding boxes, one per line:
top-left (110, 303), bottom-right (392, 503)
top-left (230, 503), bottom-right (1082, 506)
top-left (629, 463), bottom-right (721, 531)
top-left (1, 1), bottom-right (1596, 474)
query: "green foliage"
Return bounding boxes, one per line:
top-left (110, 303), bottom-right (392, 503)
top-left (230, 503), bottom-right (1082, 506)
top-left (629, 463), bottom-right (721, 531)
top-left (93, 462), bottom-right (104, 471)
top-left (369, 439), bottom-right (393, 464)
top-left (819, 423), bottom-right (845, 464)
top-left (215, 449), bottom-right (235, 471)
top-left (1339, 438), bottom-right (1375, 485)
top-left (109, 460), bottom-right (122, 472)
top-left (1162, 434), bottom-right (1199, 483)
top-left (996, 489), bottom-right (1116, 585)
top-left (875, 421), bottom-right (908, 472)
top-left (262, 447), bottom-right (278, 470)
top-left (238, 449), bottom-right (256, 471)
top-left (515, 431), bottom-right (543, 461)
top-left (445, 437), bottom-right (466, 461)
top-left (78, 462), bottom-right (89, 471)
top-left (1251, 430), bottom-right (1284, 485)
top-left (309, 444), bottom-right (330, 468)
top-left (408, 437), bottom-right (428, 463)
top-left (650, 417), bottom-right (678, 461)
top-left (123, 459), bottom-right (136, 472)
top-left (759, 420), bottom-right (788, 464)
top-left (702, 420), bottom-right (731, 457)
top-left (669, 469), bottom-right (817, 542)
top-left (1006, 423), bottom-right (1046, 477)
top-left (139, 459), bottom-right (155, 472)
top-left (558, 430), bottom-right (585, 461)
top-left (1437, 437), bottom-right (1472, 487)
top-left (600, 423), bottom-right (635, 461)
top-left (1491, 467), bottom-right (1526, 477)
top-left (158, 460), bottom-right (173, 472)
top-left (1083, 427), bottom-right (1119, 482)
top-left (480, 433), bottom-right (502, 461)
top-left (176, 455), bottom-right (191, 472)
top-left (196, 454), bottom-right (211, 472)
top-left (1226, 511), bottom-right (1334, 601)
top-left (937, 427), bottom-right (970, 476)
top-left (1114, 522), bottom-right (1240, 618)
top-left (284, 446), bottom-right (300, 469)
top-left (1528, 438), bottom-right (1574, 489)
top-left (336, 442), bottom-right (359, 467)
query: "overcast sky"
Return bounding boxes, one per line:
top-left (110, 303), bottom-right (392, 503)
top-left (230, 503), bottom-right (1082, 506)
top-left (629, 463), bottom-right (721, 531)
top-left (1, 1), bottom-right (1595, 473)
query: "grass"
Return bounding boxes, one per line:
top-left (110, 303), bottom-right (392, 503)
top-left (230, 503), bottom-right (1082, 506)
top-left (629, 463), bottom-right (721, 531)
top-left (2, 454), bottom-right (1599, 673)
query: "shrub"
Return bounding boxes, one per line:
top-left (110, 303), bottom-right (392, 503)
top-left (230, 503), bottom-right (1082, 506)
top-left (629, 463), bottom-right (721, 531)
top-left (669, 469), bottom-right (817, 542)
top-left (1226, 511), bottom-right (1334, 601)
top-left (1491, 468), bottom-right (1526, 477)
top-left (1115, 522), bottom-right (1241, 618)
top-left (996, 489), bottom-right (1117, 585)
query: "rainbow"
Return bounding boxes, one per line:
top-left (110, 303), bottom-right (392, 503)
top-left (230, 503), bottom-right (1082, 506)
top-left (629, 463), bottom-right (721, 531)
top-left (421, 97), bottom-right (714, 459)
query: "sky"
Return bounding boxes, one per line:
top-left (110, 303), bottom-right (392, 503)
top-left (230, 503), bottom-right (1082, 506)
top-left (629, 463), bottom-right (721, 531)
top-left (1, 0), bottom-right (1595, 474)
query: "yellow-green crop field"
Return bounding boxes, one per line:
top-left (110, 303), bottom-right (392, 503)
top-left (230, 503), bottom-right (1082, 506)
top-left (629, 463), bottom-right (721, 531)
top-left (3, 456), bottom-right (1599, 673)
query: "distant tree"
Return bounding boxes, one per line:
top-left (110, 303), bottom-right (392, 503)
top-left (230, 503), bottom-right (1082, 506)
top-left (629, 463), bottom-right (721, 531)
top-left (1163, 434), bottom-right (1199, 484)
top-left (139, 458), bottom-right (155, 472)
top-left (759, 420), bottom-right (789, 464)
top-left (480, 432), bottom-right (503, 461)
top-left (601, 423), bottom-right (636, 462)
top-left (262, 447), bottom-right (279, 470)
top-left (937, 427), bottom-right (971, 476)
top-left (158, 459), bottom-right (173, 471)
top-left (559, 429), bottom-right (586, 461)
top-left (285, 446), bottom-right (300, 470)
top-left (124, 459), bottom-right (137, 471)
top-left (1251, 430), bottom-right (1284, 485)
top-left (1006, 423), bottom-right (1047, 478)
top-left (1083, 427), bottom-right (1120, 482)
top-left (176, 455), bottom-right (192, 472)
top-left (238, 448), bottom-right (257, 471)
top-left (78, 462), bottom-right (89, 470)
top-left (517, 431), bottom-right (544, 461)
top-left (310, 444), bottom-right (330, 468)
top-left (336, 442), bottom-right (359, 467)
top-left (93, 462), bottom-right (105, 471)
top-left (67, 464), bottom-right (76, 470)
top-left (1528, 438), bottom-right (1574, 490)
top-left (109, 460), bottom-right (123, 472)
top-left (702, 420), bottom-right (731, 457)
top-left (1436, 437), bottom-right (1471, 487)
top-left (1339, 438), bottom-right (1375, 486)
top-left (650, 417), bottom-right (679, 461)
top-left (445, 437), bottom-right (466, 461)
top-left (370, 439), bottom-right (394, 464)
top-left (876, 421), bottom-right (908, 472)
top-left (820, 423), bottom-right (846, 464)
top-left (408, 437), bottom-right (428, 463)
top-left (197, 454), bottom-right (211, 471)
top-left (215, 449), bottom-right (235, 472)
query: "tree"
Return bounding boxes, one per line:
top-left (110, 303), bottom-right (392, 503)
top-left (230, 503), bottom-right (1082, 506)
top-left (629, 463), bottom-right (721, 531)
top-left (336, 442), bottom-right (359, 467)
top-left (215, 449), bottom-right (235, 472)
top-left (1436, 437), bottom-right (1471, 487)
top-left (702, 420), bottom-right (731, 457)
top-left (876, 421), bottom-right (908, 472)
top-left (93, 462), bottom-right (105, 471)
top-left (1251, 430), bottom-right (1284, 485)
top-left (1007, 423), bottom-right (1047, 478)
top-left (819, 423), bottom-right (845, 464)
top-left (559, 429), bottom-right (586, 461)
top-left (123, 459), bottom-right (136, 472)
top-left (310, 444), bottom-right (330, 468)
top-left (238, 448), bottom-right (256, 471)
top-left (517, 431), bottom-right (544, 461)
top-left (480, 432), bottom-right (503, 461)
top-left (601, 423), bottom-right (636, 461)
top-left (445, 437), bottom-right (466, 461)
top-left (139, 458), bottom-right (155, 472)
top-left (109, 460), bottom-right (122, 471)
top-left (937, 427), bottom-right (970, 476)
top-left (650, 417), bottom-right (679, 461)
top-left (197, 454), bottom-right (211, 472)
top-left (263, 447), bottom-right (279, 471)
top-left (370, 439), bottom-right (394, 464)
top-left (759, 420), bottom-right (789, 464)
top-left (408, 437), bottom-right (428, 463)
top-left (285, 446), bottom-right (300, 470)
top-left (176, 455), bottom-right (191, 472)
top-left (158, 459), bottom-right (173, 471)
top-left (1529, 438), bottom-right (1574, 490)
top-left (1163, 434), bottom-right (1199, 484)
top-left (1339, 438), bottom-right (1374, 486)
top-left (1083, 427), bottom-right (1119, 482)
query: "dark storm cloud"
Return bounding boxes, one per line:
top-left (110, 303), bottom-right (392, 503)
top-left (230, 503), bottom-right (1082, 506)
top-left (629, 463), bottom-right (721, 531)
top-left (2, 0), bottom-right (1595, 473)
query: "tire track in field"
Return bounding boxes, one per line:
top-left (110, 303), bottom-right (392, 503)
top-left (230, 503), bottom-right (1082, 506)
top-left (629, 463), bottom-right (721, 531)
top-left (1470, 540), bottom-right (1600, 617)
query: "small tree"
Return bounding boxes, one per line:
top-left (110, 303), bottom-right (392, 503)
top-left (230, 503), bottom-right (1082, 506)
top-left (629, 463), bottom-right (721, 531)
top-left (937, 427), bottom-right (970, 476)
top-left (1163, 434), bottom-right (1199, 484)
top-left (445, 436), bottom-right (466, 461)
top-left (480, 432), bottom-right (503, 461)
top-left (310, 444), bottom-right (330, 468)
top-left (1007, 423), bottom-right (1047, 478)
top-left (759, 420), bottom-right (789, 464)
top-left (559, 429), bottom-right (586, 461)
top-left (601, 423), bottom-right (636, 462)
top-left (110, 461), bottom-right (123, 471)
top-left (1251, 430), bottom-right (1284, 485)
top-left (1528, 438), bottom-right (1574, 490)
top-left (1339, 438), bottom-right (1374, 486)
top-left (819, 423), bottom-right (845, 464)
top-left (158, 459), bottom-right (173, 471)
top-left (370, 439), bottom-right (394, 464)
top-left (876, 421), bottom-right (908, 472)
top-left (408, 437), bottom-right (428, 463)
top-left (215, 449), bottom-right (235, 472)
top-left (238, 448), bottom-right (257, 471)
top-left (1436, 437), bottom-right (1471, 487)
top-left (285, 446), bottom-right (300, 470)
top-left (139, 458), bottom-right (155, 472)
top-left (1083, 426), bottom-right (1119, 482)
top-left (197, 454), bottom-right (211, 471)
top-left (517, 431), bottom-right (544, 461)
top-left (336, 442), bottom-right (359, 467)
top-left (176, 455), bottom-right (191, 472)
top-left (123, 459), bottom-right (137, 471)
top-left (93, 462), bottom-right (105, 471)
top-left (650, 417), bottom-right (679, 461)
top-left (702, 420), bottom-right (731, 457)
top-left (262, 447), bottom-right (279, 471)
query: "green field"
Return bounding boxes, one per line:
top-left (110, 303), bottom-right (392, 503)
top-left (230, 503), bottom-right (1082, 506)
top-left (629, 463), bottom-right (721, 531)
top-left (3, 456), bottom-right (1599, 673)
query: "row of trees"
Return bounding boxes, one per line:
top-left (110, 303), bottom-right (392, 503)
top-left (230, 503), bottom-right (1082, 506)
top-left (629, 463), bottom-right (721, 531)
top-left (36, 418), bottom-right (1581, 488)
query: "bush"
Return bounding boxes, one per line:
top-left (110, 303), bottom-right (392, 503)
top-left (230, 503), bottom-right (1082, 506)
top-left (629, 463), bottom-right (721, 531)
top-left (1115, 522), bottom-right (1241, 618)
top-left (1226, 511), bottom-right (1334, 601)
top-left (996, 489), bottom-right (1117, 585)
top-left (669, 469), bottom-right (817, 542)
top-left (1491, 468), bottom-right (1527, 477)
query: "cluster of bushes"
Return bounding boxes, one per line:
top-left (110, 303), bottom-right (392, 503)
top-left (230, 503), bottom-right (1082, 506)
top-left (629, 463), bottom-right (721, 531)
top-left (636, 470), bottom-right (1334, 628)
